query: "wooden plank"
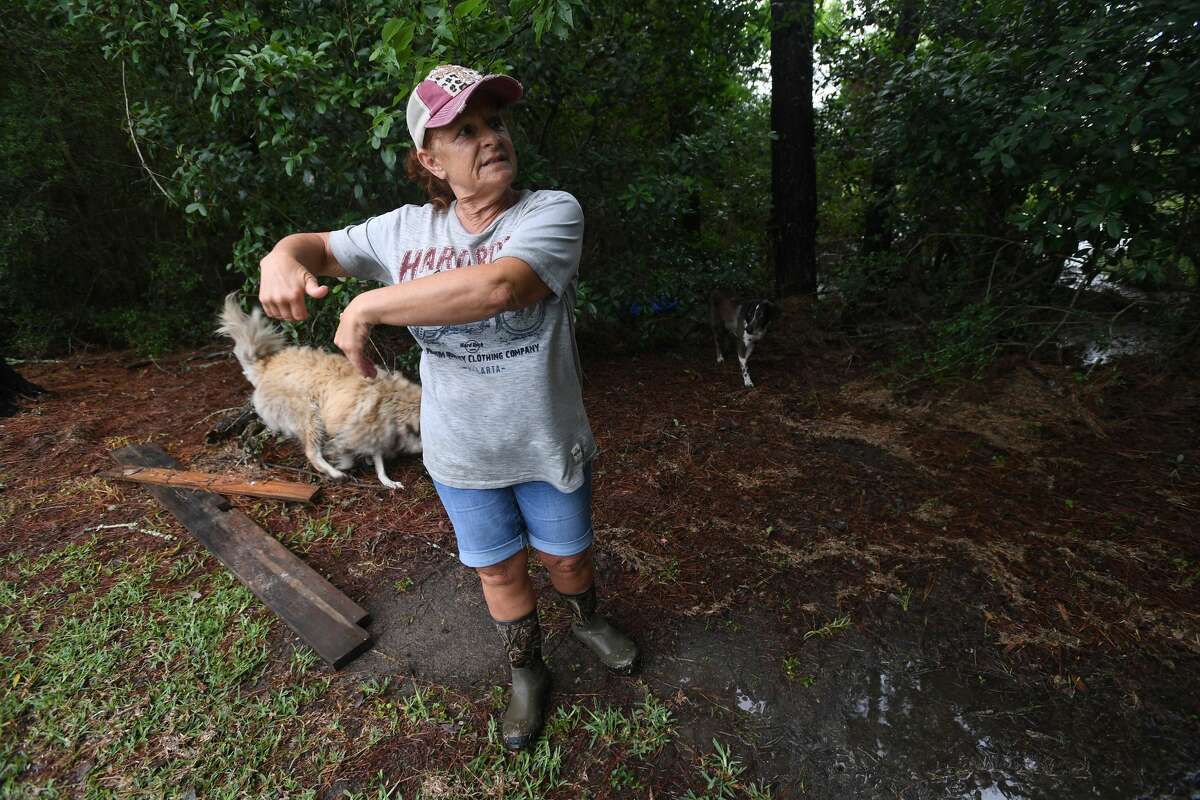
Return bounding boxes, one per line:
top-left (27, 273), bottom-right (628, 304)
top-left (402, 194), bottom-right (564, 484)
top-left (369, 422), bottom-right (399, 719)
top-left (111, 444), bottom-right (371, 668)
top-left (102, 465), bottom-right (319, 504)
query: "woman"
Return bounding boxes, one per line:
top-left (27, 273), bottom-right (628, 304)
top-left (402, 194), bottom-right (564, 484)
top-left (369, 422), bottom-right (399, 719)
top-left (257, 64), bottom-right (637, 750)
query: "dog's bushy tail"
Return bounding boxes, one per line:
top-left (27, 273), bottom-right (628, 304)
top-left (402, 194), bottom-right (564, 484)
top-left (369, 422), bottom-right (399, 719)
top-left (216, 293), bottom-right (287, 385)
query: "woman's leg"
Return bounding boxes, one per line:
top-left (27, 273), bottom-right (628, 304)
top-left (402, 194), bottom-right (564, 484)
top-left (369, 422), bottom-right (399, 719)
top-left (513, 468), bottom-right (639, 675)
top-left (483, 554), bottom-right (549, 751)
top-left (535, 547), bottom-right (594, 596)
top-left (432, 481), bottom-right (549, 751)
top-left (476, 548), bottom-right (536, 620)
top-left (535, 547), bottom-right (638, 674)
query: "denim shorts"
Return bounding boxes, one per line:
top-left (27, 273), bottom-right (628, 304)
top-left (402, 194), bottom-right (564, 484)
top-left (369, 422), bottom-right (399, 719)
top-left (432, 466), bottom-right (594, 568)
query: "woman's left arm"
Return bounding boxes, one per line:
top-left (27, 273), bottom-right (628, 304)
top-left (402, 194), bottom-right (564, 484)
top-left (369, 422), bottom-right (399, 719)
top-left (335, 257), bottom-right (551, 377)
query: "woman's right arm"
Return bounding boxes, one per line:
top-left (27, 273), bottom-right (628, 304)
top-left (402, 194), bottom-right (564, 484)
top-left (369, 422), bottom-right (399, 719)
top-left (259, 232), bottom-right (349, 321)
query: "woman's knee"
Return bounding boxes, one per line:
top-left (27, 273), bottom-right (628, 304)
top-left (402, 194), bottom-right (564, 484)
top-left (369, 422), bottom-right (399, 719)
top-left (476, 550), bottom-right (528, 588)
top-left (537, 549), bottom-right (591, 576)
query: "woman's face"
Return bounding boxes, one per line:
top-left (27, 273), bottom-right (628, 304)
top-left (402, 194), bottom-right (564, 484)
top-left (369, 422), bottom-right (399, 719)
top-left (418, 99), bottom-right (517, 199)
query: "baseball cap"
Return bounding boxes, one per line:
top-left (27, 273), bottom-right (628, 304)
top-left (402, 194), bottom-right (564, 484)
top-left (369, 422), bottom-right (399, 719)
top-left (406, 64), bottom-right (523, 147)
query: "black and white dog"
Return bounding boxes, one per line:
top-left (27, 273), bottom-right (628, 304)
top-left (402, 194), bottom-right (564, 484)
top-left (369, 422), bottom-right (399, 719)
top-left (710, 290), bottom-right (776, 388)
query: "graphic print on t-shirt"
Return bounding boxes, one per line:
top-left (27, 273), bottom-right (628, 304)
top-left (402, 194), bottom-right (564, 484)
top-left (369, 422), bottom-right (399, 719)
top-left (412, 301), bottom-right (546, 346)
top-left (400, 234), bottom-right (551, 375)
top-left (415, 304), bottom-right (547, 376)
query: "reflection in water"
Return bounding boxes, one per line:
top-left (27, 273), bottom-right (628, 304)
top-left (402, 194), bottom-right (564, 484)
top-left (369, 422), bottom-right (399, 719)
top-left (736, 687), bottom-right (768, 715)
top-left (1058, 240), bottom-right (1184, 366)
top-left (848, 666), bottom-right (1032, 799)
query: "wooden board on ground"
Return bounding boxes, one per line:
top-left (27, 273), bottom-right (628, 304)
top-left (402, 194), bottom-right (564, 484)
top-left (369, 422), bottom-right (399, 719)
top-left (102, 465), bottom-right (319, 504)
top-left (111, 443), bottom-right (371, 668)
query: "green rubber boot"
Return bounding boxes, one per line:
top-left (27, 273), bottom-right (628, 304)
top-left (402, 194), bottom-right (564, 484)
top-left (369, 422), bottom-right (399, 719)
top-left (559, 585), bottom-right (639, 675)
top-left (494, 610), bottom-right (550, 751)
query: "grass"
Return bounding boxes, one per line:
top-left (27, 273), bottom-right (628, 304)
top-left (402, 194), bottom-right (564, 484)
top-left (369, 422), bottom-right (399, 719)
top-left (682, 739), bottom-right (775, 800)
top-left (285, 511), bottom-right (353, 552)
top-left (0, 537), bottom-right (344, 798)
top-left (580, 689), bottom-right (674, 757)
top-left (803, 614), bottom-right (852, 642)
top-left (1, 538), bottom-right (707, 797)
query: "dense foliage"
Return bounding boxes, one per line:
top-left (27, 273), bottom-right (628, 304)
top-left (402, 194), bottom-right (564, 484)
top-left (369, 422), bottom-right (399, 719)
top-left (2, 0), bottom-right (1196, 368)
top-left (3, 0), bottom-right (770, 354)
top-left (0, 6), bottom-right (225, 354)
top-left (817, 0), bottom-right (1198, 374)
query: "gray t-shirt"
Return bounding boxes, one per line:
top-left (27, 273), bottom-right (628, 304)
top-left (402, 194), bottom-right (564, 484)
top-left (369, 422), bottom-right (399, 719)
top-left (329, 189), bottom-right (596, 492)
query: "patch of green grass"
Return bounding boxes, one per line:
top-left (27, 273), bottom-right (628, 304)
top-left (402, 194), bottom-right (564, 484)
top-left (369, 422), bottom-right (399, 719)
top-left (359, 677), bottom-right (391, 698)
top-left (682, 739), bottom-right (775, 799)
top-left (610, 763), bottom-right (643, 791)
top-left (412, 717), bottom-right (570, 799)
top-left (286, 511), bottom-right (352, 552)
top-left (165, 550), bottom-right (206, 582)
top-left (656, 557), bottom-right (681, 583)
top-left (392, 576), bottom-right (413, 593)
top-left (1, 539), bottom-right (335, 797)
top-left (370, 681), bottom-right (459, 733)
top-left (781, 656), bottom-right (817, 687)
top-left (3, 540), bottom-right (690, 797)
top-left (344, 770), bottom-right (405, 799)
top-left (289, 646), bottom-right (320, 675)
top-left (581, 690), bottom-right (674, 757)
top-left (544, 703), bottom-right (581, 739)
top-left (803, 614), bottom-right (852, 642)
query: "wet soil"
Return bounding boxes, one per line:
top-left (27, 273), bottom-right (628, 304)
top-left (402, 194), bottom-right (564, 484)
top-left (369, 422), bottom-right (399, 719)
top-left (3, 304), bottom-right (1199, 798)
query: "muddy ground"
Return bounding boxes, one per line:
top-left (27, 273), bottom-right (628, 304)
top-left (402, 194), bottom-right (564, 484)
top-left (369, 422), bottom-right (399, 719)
top-left (3, 304), bottom-right (1199, 798)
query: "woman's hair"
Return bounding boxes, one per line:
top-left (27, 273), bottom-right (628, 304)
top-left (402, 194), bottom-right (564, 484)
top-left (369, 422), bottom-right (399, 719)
top-left (404, 148), bottom-right (455, 211)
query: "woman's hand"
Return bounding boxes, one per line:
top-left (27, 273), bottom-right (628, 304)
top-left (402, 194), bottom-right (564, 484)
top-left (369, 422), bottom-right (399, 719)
top-left (335, 298), bottom-right (378, 379)
top-left (259, 239), bottom-right (331, 321)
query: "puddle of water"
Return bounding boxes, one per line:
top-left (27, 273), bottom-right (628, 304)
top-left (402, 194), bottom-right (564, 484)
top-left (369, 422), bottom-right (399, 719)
top-left (846, 666), bottom-right (1042, 799)
top-left (1059, 240), bottom-right (1145, 301)
top-left (666, 610), bottom-right (1196, 799)
top-left (1056, 241), bottom-right (1184, 366)
top-left (735, 687), bottom-right (768, 715)
top-left (1073, 325), bottom-right (1166, 366)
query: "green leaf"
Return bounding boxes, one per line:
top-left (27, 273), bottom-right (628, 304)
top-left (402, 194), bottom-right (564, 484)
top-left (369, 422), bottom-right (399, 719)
top-left (381, 146), bottom-right (397, 170)
top-left (453, 0), bottom-right (486, 18)
top-left (382, 18), bottom-right (404, 43)
top-left (393, 21), bottom-right (415, 52)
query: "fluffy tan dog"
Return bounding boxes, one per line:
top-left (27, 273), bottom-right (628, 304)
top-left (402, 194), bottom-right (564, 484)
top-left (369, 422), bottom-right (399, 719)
top-left (217, 294), bottom-right (421, 488)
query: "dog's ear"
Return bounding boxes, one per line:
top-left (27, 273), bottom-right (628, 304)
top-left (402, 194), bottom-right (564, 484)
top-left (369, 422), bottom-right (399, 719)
top-left (747, 300), bottom-right (774, 325)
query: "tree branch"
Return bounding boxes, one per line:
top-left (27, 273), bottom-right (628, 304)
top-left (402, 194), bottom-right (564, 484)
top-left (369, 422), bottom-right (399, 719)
top-left (122, 61), bottom-right (175, 205)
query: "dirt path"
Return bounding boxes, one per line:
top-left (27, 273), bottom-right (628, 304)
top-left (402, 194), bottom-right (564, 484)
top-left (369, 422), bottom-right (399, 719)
top-left (2, 314), bottom-right (1198, 798)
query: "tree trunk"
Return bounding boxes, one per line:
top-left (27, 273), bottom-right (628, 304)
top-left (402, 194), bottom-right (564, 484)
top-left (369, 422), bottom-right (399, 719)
top-left (771, 0), bottom-right (818, 297)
